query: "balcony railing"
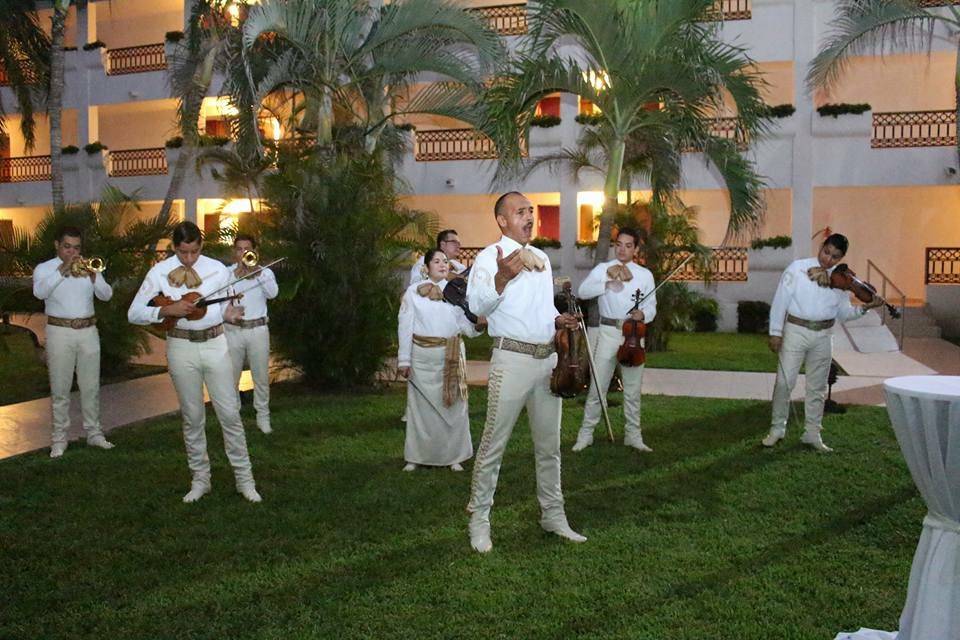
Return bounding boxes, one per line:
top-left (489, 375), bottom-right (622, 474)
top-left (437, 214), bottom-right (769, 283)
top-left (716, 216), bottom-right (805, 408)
top-left (674, 247), bottom-right (749, 282)
top-left (469, 3), bottom-right (527, 36)
top-left (106, 43), bottom-right (166, 76)
top-left (108, 148), bottom-right (168, 177)
top-left (414, 128), bottom-right (501, 161)
top-left (926, 247), bottom-right (960, 284)
top-left (0, 155), bottom-right (52, 183)
top-left (872, 110), bottom-right (956, 148)
top-left (917, 1), bottom-right (960, 7)
top-left (704, 0), bottom-right (752, 21)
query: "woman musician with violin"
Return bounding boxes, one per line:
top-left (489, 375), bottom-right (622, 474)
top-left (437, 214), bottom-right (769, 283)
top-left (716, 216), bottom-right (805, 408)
top-left (764, 233), bottom-right (886, 453)
top-left (572, 228), bottom-right (657, 453)
top-left (128, 221), bottom-right (261, 504)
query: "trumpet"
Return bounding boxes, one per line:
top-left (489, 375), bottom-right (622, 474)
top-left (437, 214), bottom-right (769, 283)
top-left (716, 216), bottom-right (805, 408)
top-left (68, 256), bottom-right (106, 277)
top-left (241, 250), bottom-right (259, 268)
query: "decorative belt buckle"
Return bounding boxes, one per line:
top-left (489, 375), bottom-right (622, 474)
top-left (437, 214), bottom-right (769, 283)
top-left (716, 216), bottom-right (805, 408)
top-left (70, 318), bottom-right (85, 329)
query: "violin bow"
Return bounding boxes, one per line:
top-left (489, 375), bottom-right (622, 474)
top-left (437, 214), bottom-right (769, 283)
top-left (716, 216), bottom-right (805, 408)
top-left (198, 257), bottom-right (287, 304)
top-left (629, 252), bottom-right (695, 311)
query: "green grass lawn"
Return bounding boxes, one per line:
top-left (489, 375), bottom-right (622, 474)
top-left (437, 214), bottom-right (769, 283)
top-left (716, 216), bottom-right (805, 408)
top-left (0, 326), bottom-right (166, 406)
top-left (0, 384), bottom-right (919, 639)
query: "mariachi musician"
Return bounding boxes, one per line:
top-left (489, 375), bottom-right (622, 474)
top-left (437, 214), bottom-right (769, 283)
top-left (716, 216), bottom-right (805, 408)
top-left (572, 227), bottom-right (657, 453)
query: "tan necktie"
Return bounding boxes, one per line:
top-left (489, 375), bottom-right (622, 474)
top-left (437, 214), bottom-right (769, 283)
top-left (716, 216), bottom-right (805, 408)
top-left (167, 266), bottom-right (203, 289)
top-left (520, 248), bottom-right (546, 272)
top-left (606, 263), bottom-right (633, 282)
top-left (807, 266), bottom-right (830, 288)
top-left (417, 282), bottom-right (444, 301)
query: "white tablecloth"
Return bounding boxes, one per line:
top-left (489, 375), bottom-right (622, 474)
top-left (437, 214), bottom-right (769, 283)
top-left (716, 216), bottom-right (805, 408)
top-left (838, 376), bottom-right (960, 640)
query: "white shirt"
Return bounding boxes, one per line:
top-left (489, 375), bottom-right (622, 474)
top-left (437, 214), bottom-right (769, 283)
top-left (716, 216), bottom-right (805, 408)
top-left (467, 235), bottom-right (559, 344)
top-left (33, 256), bottom-right (113, 318)
top-left (128, 254), bottom-right (231, 330)
top-left (769, 257), bottom-right (864, 337)
top-left (226, 266), bottom-right (278, 320)
top-left (578, 259), bottom-right (657, 323)
top-left (397, 279), bottom-right (480, 367)
top-left (408, 255), bottom-right (467, 286)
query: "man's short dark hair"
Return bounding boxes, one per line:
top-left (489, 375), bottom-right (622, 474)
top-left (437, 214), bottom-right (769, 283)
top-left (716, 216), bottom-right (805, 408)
top-left (823, 233), bottom-right (848, 256)
top-left (436, 229), bottom-right (458, 248)
top-left (55, 226), bottom-right (83, 243)
top-left (234, 233), bottom-right (258, 249)
top-left (172, 221), bottom-right (203, 247)
top-left (616, 227), bottom-right (641, 247)
top-left (494, 191), bottom-right (525, 218)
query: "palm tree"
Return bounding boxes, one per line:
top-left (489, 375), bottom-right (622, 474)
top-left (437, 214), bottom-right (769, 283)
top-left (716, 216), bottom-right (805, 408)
top-left (808, 0), bottom-right (960, 166)
top-left (0, 0), bottom-right (51, 152)
top-left (48, 0), bottom-right (72, 209)
top-left (482, 0), bottom-right (771, 265)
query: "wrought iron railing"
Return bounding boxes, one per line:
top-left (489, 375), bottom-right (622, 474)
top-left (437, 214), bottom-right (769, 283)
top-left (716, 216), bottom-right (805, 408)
top-left (917, 1), bottom-right (960, 7)
top-left (107, 148), bottom-right (168, 177)
top-left (866, 258), bottom-right (906, 349)
top-left (683, 117), bottom-right (748, 151)
top-left (673, 247), bottom-right (749, 282)
top-left (106, 43), bottom-right (166, 75)
top-left (469, 3), bottom-right (527, 36)
top-left (0, 155), bottom-right (52, 183)
top-left (414, 128), bottom-right (501, 161)
top-left (926, 247), bottom-right (960, 285)
top-left (458, 247), bottom-right (483, 268)
top-left (871, 110), bottom-right (956, 148)
top-left (704, 0), bottom-right (752, 21)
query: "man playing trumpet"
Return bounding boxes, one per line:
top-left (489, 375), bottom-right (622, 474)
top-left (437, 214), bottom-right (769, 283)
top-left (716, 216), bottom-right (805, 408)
top-left (32, 226), bottom-right (115, 458)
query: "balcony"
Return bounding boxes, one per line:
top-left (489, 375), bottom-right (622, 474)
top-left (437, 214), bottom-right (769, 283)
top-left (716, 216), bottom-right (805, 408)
top-left (468, 3), bottom-right (527, 36)
top-left (926, 247), bottom-right (960, 284)
top-left (872, 110), bottom-right (956, 148)
top-left (105, 43), bottom-right (166, 76)
top-left (705, 0), bottom-right (751, 21)
top-left (414, 128), bottom-right (501, 161)
top-left (107, 147), bottom-right (168, 177)
top-left (673, 247), bottom-right (749, 282)
top-left (0, 156), bottom-right (52, 183)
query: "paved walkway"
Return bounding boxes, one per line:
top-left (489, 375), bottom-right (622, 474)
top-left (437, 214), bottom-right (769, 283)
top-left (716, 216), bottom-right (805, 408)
top-left (2, 334), bottom-right (957, 461)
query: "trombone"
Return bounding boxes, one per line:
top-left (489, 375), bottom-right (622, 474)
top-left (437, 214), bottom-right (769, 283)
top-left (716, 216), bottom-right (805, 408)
top-left (68, 256), bottom-right (106, 277)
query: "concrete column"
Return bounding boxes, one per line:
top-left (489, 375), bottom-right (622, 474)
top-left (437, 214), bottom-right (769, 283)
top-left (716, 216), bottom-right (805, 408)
top-left (558, 92), bottom-right (580, 281)
top-left (791, 1), bottom-right (815, 258)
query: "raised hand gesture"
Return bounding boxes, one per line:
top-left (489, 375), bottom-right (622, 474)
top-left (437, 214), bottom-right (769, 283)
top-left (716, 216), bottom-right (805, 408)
top-left (494, 245), bottom-right (525, 294)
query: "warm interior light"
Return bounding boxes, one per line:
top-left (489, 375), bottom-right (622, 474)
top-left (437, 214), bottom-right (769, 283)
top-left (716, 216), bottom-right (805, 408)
top-left (222, 198), bottom-right (253, 215)
top-left (270, 117), bottom-right (281, 141)
top-left (582, 69), bottom-right (610, 93)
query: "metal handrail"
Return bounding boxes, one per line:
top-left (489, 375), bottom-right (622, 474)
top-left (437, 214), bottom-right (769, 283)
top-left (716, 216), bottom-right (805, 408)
top-left (866, 258), bottom-right (907, 350)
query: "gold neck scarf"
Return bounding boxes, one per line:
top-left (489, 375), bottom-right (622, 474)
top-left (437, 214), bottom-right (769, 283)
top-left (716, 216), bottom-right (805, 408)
top-left (807, 266), bottom-right (830, 288)
top-left (417, 282), bottom-right (444, 301)
top-left (520, 248), bottom-right (546, 272)
top-left (167, 265), bottom-right (203, 289)
top-left (606, 263), bottom-right (633, 282)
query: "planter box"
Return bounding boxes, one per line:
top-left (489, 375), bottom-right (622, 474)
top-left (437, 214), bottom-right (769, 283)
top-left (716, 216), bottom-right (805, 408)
top-left (575, 245), bottom-right (613, 268)
top-left (811, 111), bottom-right (872, 138)
top-left (85, 149), bottom-right (107, 171)
top-left (747, 246), bottom-right (792, 271)
top-left (80, 47), bottom-right (105, 72)
top-left (62, 154), bottom-right (81, 172)
top-left (528, 125), bottom-right (562, 149)
top-left (541, 247), bottom-right (562, 270)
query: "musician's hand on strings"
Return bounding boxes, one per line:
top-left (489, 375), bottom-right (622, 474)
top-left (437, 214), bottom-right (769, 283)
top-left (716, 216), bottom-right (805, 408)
top-left (159, 298), bottom-right (198, 318)
top-left (629, 309), bottom-right (645, 322)
top-left (555, 313), bottom-right (579, 330)
top-left (398, 366), bottom-right (411, 379)
top-left (768, 336), bottom-right (782, 353)
top-left (475, 315), bottom-right (488, 330)
top-left (494, 245), bottom-right (524, 294)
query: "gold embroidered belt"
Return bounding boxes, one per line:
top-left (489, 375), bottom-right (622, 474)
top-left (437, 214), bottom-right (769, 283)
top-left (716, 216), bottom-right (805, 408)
top-left (47, 316), bottom-right (97, 329)
top-left (167, 324), bottom-right (224, 342)
top-left (786, 314), bottom-right (835, 332)
top-left (233, 317), bottom-right (268, 329)
top-left (493, 336), bottom-right (555, 359)
top-left (412, 334), bottom-right (467, 407)
top-left (600, 316), bottom-right (625, 329)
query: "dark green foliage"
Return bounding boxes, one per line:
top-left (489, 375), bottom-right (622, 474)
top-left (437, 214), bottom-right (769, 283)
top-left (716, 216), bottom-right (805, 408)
top-left (198, 134), bottom-right (230, 147)
top-left (750, 235), bottom-right (792, 250)
top-left (530, 114), bottom-right (561, 128)
top-left (763, 103), bottom-right (796, 118)
top-left (164, 136), bottom-right (183, 148)
top-left (81, 40), bottom-right (106, 51)
top-left (164, 30), bottom-right (185, 43)
top-left (574, 113), bottom-right (604, 126)
top-left (259, 154), bottom-right (435, 389)
top-left (0, 187), bottom-right (176, 370)
top-left (738, 300), bottom-right (771, 334)
top-left (83, 141), bottom-right (107, 153)
top-left (817, 103), bottom-right (871, 117)
top-left (530, 236), bottom-right (562, 249)
top-left (691, 296), bottom-right (720, 332)
top-left (61, 145), bottom-right (79, 154)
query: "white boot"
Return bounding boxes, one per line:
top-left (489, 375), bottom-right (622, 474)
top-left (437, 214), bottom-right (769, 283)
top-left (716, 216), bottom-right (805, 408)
top-left (571, 428), bottom-right (593, 452)
top-left (469, 511), bottom-right (492, 553)
top-left (801, 431), bottom-right (833, 453)
top-left (450, 463), bottom-right (464, 472)
top-left (541, 517), bottom-right (587, 543)
top-left (239, 485), bottom-right (262, 502)
top-left (402, 463), bottom-right (417, 472)
top-left (624, 431), bottom-right (652, 452)
top-left (50, 442), bottom-right (67, 458)
top-left (86, 435), bottom-right (115, 450)
top-left (762, 427), bottom-right (785, 448)
top-left (257, 419), bottom-right (272, 435)
top-left (182, 481), bottom-right (211, 503)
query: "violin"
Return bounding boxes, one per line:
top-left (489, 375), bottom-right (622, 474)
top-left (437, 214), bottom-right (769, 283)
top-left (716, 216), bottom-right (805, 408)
top-left (442, 267), bottom-right (479, 323)
top-left (617, 289), bottom-right (646, 366)
top-left (829, 264), bottom-right (901, 319)
top-left (150, 291), bottom-right (244, 331)
top-left (550, 281), bottom-right (590, 398)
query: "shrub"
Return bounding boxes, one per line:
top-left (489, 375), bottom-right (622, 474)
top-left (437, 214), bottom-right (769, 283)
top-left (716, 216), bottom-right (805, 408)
top-left (165, 30), bottom-right (185, 43)
top-left (575, 114), bottom-right (603, 126)
top-left (395, 123), bottom-right (416, 132)
top-left (165, 136), bottom-right (184, 149)
top-left (530, 114), bottom-right (561, 128)
top-left (817, 103), bottom-right (871, 118)
top-left (198, 134), bottom-right (230, 147)
top-left (530, 237), bottom-right (561, 249)
top-left (82, 41), bottom-right (106, 51)
top-left (738, 300), bottom-right (770, 334)
top-left (83, 141), bottom-right (107, 154)
top-left (63, 46), bottom-right (77, 52)
top-left (691, 296), bottom-right (720, 332)
top-left (62, 145), bottom-right (80, 155)
top-left (575, 240), bottom-right (598, 248)
top-left (764, 103), bottom-right (795, 118)
top-left (750, 235), bottom-right (792, 250)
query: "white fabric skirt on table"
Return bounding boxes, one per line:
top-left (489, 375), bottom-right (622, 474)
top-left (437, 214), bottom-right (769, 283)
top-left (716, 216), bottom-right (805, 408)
top-left (833, 629), bottom-right (897, 640)
top-left (404, 342), bottom-right (473, 466)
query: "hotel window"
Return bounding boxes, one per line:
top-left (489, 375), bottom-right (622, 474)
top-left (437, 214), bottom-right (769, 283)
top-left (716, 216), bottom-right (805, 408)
top-left (0, 219), bottom-right (12, 248)
top-left (535, 96), bottom-right (561, 119)
top-left (536, 205), bottom-right (560, 241)
top-left (578, 204), bottom-right (596, 242)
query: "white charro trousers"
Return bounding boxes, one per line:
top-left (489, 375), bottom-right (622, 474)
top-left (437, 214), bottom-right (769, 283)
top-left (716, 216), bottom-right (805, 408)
top-left (467, 348), bottom-right (566, 525)
top-left (771, 322), bottom-right (833, 435)
top-left (224, 324), bottom-right (271, 426)
top-left (579, 325), bottom-right (645, 440)
top-left (166, 334), bottom-right (255, 490)
top-left (46, 325), bottom-right (105, 445)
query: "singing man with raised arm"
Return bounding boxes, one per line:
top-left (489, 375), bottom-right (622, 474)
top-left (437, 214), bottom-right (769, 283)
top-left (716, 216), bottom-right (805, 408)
top-left (465, 191), bottom-right (585, 553)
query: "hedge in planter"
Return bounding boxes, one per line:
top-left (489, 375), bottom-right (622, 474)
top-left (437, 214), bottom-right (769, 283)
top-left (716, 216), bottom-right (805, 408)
top-left (738, 300), bottom-right (770, 334)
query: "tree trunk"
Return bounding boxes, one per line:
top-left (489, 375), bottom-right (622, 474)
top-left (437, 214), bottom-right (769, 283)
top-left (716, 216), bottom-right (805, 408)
top-left (593, 138), bottom-right (625, 267)
top-left (49, 3), bottom-right (68, 210)
top-left (158, 143), bottom-right (195, 224)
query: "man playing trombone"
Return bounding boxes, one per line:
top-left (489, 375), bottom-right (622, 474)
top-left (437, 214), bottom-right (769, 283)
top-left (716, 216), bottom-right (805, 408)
top-left (33, 226), bottom-right (115, 458)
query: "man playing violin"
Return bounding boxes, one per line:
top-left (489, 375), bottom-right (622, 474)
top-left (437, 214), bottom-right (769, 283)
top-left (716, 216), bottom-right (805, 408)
top-left (33, 225), bottom-right (115, 458)
top-left (572, 228), bottom-right (657, 453)
top-left (128, 221), bottom-right (261, 503)
top-left (764, 233), bottom-right (884, 452)
top-left (465, 191), bottom-right (584, 553)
